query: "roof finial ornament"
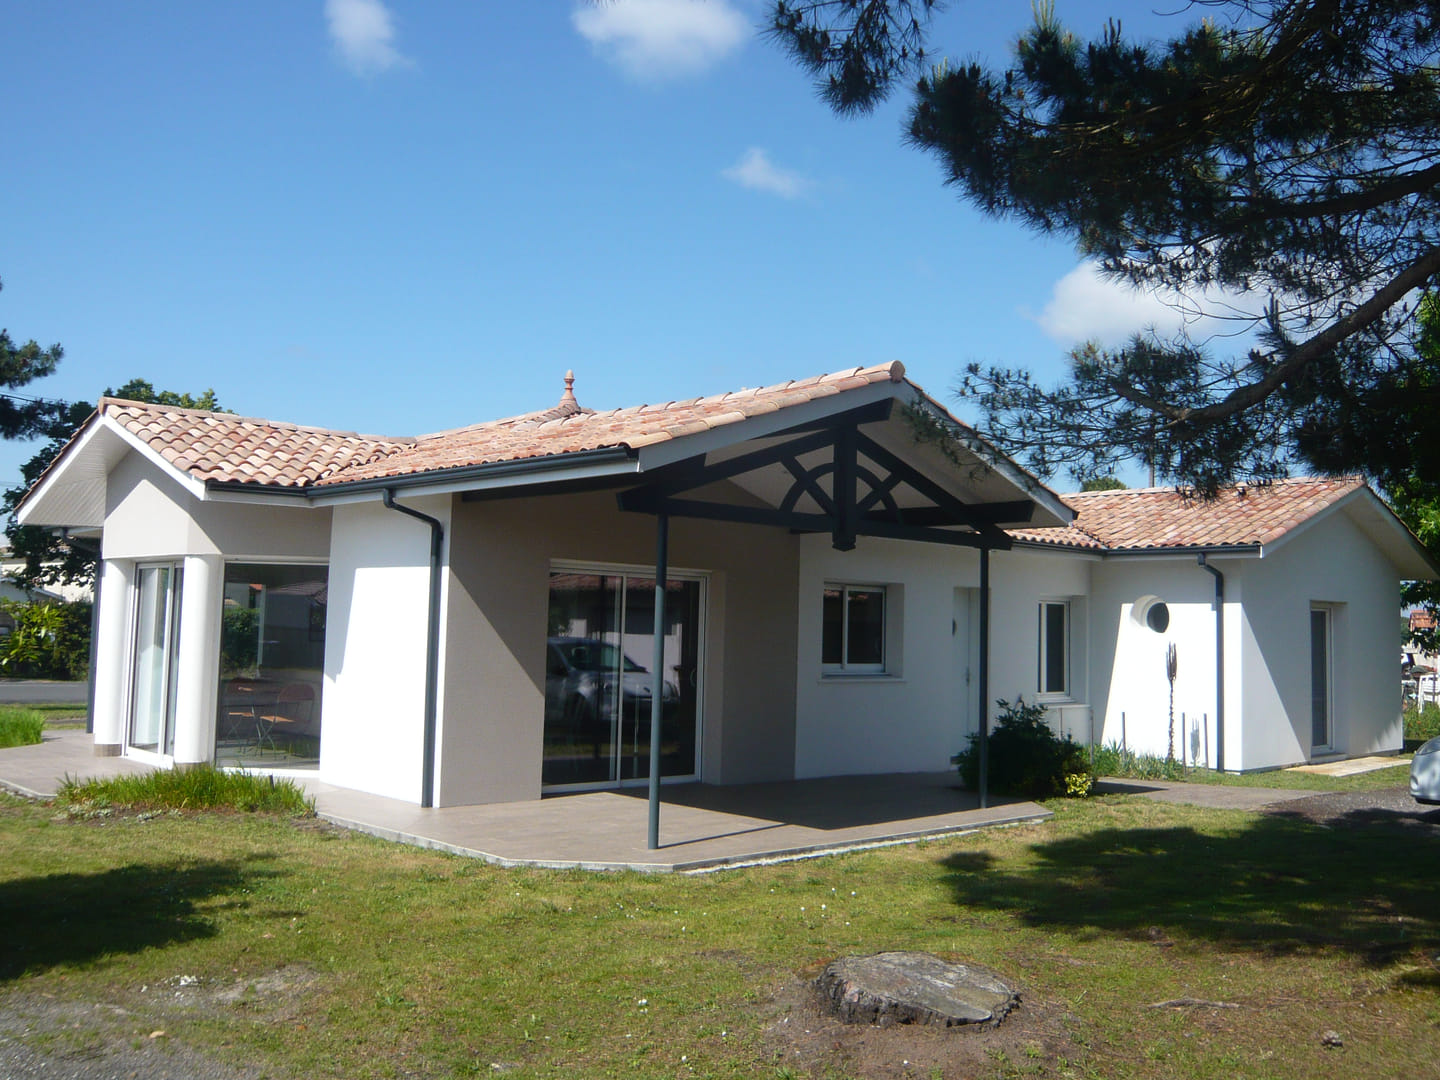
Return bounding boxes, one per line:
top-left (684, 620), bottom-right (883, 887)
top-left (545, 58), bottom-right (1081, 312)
top-left (559, 369), bottom-right (578, 408)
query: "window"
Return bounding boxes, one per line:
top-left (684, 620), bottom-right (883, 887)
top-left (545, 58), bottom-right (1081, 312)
top-left (822, 584), bottom-right (887, 674)
top-left (1038, 600), bottom-right (1069, 696)
top-left (215, 562), bottom-right (328, 770)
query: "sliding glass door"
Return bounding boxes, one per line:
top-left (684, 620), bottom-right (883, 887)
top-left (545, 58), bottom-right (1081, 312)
top-left (129, 564), bottom-right (183, 756)
top-left (543, 568), bottom-right (703, 789)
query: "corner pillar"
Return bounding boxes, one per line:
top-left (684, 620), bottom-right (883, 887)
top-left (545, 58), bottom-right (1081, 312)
top-left (91, 558), bottom-right (134, 755)
top-left (173, 554), bottom-right (223, 765)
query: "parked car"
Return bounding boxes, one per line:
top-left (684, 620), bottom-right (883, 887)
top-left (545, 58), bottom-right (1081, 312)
top-left (1412, 736), bottom-right (1440, 805)
top-left (544, 636), bottom-right (678, 740)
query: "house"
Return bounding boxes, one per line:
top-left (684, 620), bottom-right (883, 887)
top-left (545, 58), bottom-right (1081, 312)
top-left (15, 362), bottom-right (1434, 830)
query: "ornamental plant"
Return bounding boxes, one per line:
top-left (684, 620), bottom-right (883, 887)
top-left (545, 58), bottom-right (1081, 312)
top-left (952, 697), bottom-right (1092, 799)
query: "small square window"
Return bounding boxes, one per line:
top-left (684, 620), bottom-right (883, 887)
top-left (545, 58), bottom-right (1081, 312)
top-left (823, 584), bottom-right (887, 674)
top-left (1038, 600), bottom-right (1069, 696)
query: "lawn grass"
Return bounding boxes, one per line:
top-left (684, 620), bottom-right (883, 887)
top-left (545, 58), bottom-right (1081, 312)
top-left (1166, 762), bottom-right (1413, 792)
top-left (0, 706), bottom-right (46, 748)
top-left (1, 788), bottom-right (1436, 1079)
top-left (56, 765), bottom-right (314, 816)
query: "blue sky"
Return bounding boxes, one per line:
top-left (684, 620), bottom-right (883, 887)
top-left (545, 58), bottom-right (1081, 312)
top-left (4, 1), bottom-right (1203, 490)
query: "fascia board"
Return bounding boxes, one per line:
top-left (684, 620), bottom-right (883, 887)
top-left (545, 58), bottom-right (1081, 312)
top-left (1258, 486), bottom-right (1439, 578)
top-left (105, 416), bottom-right (209, 501)
top-left (15, 420), bottom-right (109, 526)
top-left (902, 389), bottom-right (1075, 528)
top-left (1255, 487), bottom-right (1362, 558)
top-left (632, 380), bottom-right (904, 471)
top-left (633, 380), bottom-right (1074, 528)
top-left (300, 456), bottom-right (644, 506)
top-left (16, 416), bottom-right (208, 526)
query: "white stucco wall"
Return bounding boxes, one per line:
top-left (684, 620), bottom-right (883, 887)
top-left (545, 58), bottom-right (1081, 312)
top-left (321, 495), bottom-right (450, 803)
top-left (103, 451), bottom-right (331, 561)
top-left (793, 538), bottom-right (1093, 778)
top-left (1234, 509), bottom-right (1402, 768)
top-left (1089, 557), bottom-right (1239, 766)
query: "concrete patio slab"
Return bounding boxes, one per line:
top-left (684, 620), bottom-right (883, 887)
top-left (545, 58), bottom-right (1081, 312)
top-left (0, 729), bottom-right (153, 799)
top-left (1, 730), bottom-right (1050, 873)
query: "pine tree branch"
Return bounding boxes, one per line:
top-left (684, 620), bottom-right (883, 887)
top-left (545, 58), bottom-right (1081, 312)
top-left (1111, 243), bottom-right (1440, 424)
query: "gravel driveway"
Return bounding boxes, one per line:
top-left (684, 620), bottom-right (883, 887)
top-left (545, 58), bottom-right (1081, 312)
top-left (1262, 784), bottom-right (1440, 829)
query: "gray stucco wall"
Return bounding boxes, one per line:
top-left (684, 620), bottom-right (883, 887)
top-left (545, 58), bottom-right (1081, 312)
top-left (437, 486), bottom-right (800, 806)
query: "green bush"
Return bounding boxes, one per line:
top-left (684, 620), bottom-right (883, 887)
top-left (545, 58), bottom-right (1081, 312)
top-left (0, 600), bottom-right (92, 680)
top-left (1405, 704), bottom-right (1440, 744)
top-left (57, 765), bottom-right (314, 816)
top-left (952, 697), bottom-right (1091, 799)
top-left (1090, 741), bottom-right (1188, 780)
top-left (0, 706), bottom-right (45, 748)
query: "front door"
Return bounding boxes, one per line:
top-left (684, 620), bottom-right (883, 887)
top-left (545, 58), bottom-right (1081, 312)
top-left (543, 569), bottom-right (703, 789)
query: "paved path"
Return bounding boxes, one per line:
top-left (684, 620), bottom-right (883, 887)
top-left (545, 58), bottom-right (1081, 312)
top-left (0, 680), bottom-right (87, 705)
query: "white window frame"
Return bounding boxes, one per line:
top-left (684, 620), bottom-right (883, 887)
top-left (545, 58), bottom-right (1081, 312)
top-left (822, 583), bottom-right (888, 675)
top-left (1037, 599), bottom-right (1071, 698)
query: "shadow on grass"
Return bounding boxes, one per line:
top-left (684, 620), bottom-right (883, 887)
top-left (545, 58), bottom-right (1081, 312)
top-left (0, 856), bottom-right (278, 980)
top-left (940, 807), bottom-right (1440, 974)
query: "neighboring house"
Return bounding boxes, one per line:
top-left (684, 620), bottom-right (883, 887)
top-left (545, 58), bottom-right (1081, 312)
top-left (0, 544), bottom-right (92, 605)
top-left (16, 363), bottom-right (1435, 814)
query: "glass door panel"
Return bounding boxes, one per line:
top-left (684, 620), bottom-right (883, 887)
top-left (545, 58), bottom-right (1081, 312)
top-left (543, 570), bottom-right (702, 789)
top-left (544, 574), bottom-right (621, 786)
top-left (617, 577), bottom-right (701, 783)
top-left (130, 565), bottom-right (183, 755)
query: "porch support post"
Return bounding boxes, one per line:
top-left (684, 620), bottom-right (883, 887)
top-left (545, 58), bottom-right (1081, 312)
top-left (978, 546), bottom-right (991, 809)
top-left (647, 511), bottom-right (670, 851)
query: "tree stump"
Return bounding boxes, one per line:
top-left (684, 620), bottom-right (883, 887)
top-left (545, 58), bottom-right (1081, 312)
top-left (816, 951), bottom-right (1018, 1027)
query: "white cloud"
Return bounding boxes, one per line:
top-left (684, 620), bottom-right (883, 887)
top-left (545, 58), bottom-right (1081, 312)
top-left (325, 0), bottom-right (411, 76)
top-left (722, 147), bottom-right (811, 199)
top-left (572, 0), bottom-right (747, 80)
top-left (1033, 261), bottom-right (1247, 347)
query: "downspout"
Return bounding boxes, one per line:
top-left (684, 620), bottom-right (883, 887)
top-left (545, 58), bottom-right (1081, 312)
top-left (62, 529), bottom-right (102, 736)
top-left (382, 490), bottom-right (444, 809)
top-left (1197, 553), bottom-right (1225, 772)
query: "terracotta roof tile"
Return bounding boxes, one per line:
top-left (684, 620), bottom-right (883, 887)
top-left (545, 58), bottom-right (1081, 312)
top-left (99, 398), bottom-right (414, 488)
top-left (1008, 476), bottom-right (1366, 551)
top-left (313, 361), bottom-right (907, 486)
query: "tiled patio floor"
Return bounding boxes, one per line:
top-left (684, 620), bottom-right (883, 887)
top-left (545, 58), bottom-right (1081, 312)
top-left (1, 730), bottom-right (1050, 872)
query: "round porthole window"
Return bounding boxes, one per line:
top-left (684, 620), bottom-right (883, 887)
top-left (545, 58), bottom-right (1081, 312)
top-left (1134, 595), bottom-right (1170, 633)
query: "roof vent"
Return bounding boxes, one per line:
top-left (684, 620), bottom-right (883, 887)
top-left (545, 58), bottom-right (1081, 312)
top-left (1235, 482), bottom-right (1248, 498)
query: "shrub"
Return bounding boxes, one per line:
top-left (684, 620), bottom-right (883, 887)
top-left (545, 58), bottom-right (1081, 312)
top-left (1405, 704), bottom-right (1440, 744)
top-left (0, 706), bottom-right (45, 748)
top-left (57, 765), bottom-right (314, 816)
top-left (1089, 742), bottom-right (1188, 781)
top-left (952, 697), bottom-right (1091, 799)
top-left (0, 600), bottom-right (92, 680)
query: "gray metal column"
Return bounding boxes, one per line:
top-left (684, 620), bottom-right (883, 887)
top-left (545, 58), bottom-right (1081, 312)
top-left (647, 512), bottom-right (670, 850)
top-left (978, 546), bottom-right (990, 809)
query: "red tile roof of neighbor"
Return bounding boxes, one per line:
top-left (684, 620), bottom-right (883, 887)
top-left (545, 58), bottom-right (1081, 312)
top-left (96, 363), bottom-right (910, 489)
top-left (1010, 476), bottom-right (1367, 552)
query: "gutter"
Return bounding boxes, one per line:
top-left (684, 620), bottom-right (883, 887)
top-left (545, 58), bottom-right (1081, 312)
top-left (204, 446), bottom-right (638, 502)
top-left (1008, 538), bottom-right (1262, 559)
top-left (1197, 553), bottom-right (1226, 772)
top-left (381, 490), bottom-right (444, 809)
